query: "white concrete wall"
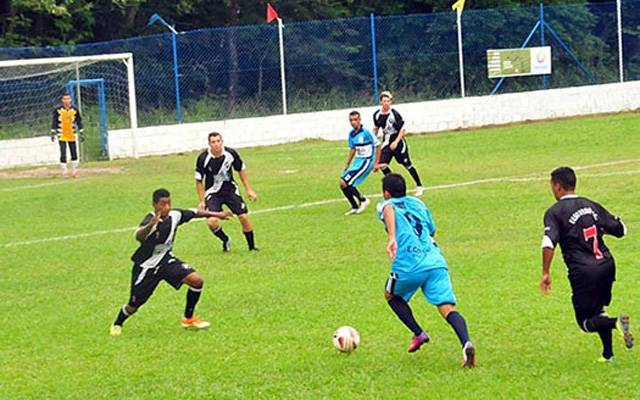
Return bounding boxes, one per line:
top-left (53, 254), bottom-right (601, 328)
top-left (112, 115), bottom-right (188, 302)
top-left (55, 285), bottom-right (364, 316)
top-left (2, 81), bottom-right (640, 169)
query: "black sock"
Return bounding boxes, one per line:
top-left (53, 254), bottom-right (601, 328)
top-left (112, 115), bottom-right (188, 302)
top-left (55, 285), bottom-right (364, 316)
top-left (598, 329), bottom-right (614, 359)
top-left (114, 305), bottom-right (133, 326)
top-left (446, 311), bottom-right (470, 346)
top-left (244, 230), bottom-right (256, 250)
top-left (341, 187), bottom-right (359, 209)
top-left (584, 315), bottom-right (617, 332)
top-left (406, 165), bottom-right (422, 186)
top-left (352, 187), bottom-right (366, 203)
top-left (381, 166), bottom-right (391, 175)
top-left (185, 287), bottom-right (202, 319)
top-left (388, 296), bottom-right (423, 336)
top-left (213, 226), bottom-right (229, 243)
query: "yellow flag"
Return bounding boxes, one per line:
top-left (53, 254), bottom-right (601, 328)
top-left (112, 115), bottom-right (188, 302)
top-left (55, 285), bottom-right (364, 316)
top-left (452, 0), bottom-right (466, 12)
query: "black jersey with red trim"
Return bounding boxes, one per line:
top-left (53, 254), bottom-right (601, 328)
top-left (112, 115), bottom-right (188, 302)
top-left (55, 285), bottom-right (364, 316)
top-left (194, 147), bottom-right (245, 198)
top-left (542, 195), bottom-right (625, 280)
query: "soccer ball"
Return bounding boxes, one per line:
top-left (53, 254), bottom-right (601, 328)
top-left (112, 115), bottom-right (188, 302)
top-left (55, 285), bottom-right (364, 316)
top-left (333, 326), bottom-right (360, 353)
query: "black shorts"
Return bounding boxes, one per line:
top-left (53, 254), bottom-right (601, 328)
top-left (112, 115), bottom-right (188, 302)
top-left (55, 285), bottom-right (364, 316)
top-left (206, 191), bottom-right (248, 215)
top-left (379, 140), bottom-right (412, 167)
top-left (570, 264), bottom-right (615, 327)
top-left (128, 256), bottom-right (195, 308)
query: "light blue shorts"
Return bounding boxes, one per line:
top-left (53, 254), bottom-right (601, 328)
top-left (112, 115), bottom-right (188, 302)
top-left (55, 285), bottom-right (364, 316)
top-left (385, 267), bottom-right (457, 305)
top-left (341, 158), bottom-right (373, 188)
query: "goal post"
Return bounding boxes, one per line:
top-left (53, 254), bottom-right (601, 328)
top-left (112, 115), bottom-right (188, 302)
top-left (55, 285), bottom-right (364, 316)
top-left (0, 52), bottom-right (139, 160)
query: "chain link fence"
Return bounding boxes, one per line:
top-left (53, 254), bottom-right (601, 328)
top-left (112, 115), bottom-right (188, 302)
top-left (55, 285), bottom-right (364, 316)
top-left (0, 0), bottom-right (638, 130)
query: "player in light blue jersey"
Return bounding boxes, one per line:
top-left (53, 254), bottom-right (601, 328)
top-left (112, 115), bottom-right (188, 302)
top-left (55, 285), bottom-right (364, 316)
top-left (377, 173), bottom-right (476, 368)
top-left (340, 111), bottom-right (381, 215)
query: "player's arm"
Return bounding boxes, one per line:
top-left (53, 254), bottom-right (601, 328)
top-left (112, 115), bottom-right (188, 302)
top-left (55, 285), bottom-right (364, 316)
top-left (382, 204), bottom-right (398, 261)
top-left (135, 211), bottom-right (162, 242)
top-left (540, 213), bottom-right (557, 294)
top-left (540, 247), bottom-right (554, 295)
top-left (51, 109), bottom-right (59, 141)
top-left (373, 143), bottom-right (382, 172)
top-left (75, 107), bottom-right (85, 142)
top-left (194, 208), bottom-right (232, 220)
top-left (598, 205), bottom-right (626, 238)
top-left (195, 179), bottom-right (206, 211)
top-left (344, 148), bottom-right (355, 171)
top-left (238, 169), bottom-right (257, 201)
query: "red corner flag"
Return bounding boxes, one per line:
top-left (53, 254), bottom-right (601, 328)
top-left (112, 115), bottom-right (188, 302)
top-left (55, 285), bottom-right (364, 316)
top-left (266, 3), bottom-right (279, 23)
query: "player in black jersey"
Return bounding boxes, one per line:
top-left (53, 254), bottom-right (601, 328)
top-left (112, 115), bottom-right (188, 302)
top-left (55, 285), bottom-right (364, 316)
top-left (540, 166), bottom-right (633, 362)
top-left (109, 188), bottom-right (231, 336)
top-left (195, 132), bottom-right (258, 252)
top-left (373, 91), bottom-right (423, 196)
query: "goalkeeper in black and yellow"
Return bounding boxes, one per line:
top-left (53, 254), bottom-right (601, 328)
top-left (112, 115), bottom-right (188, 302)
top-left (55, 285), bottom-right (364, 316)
top-left (51, 92), bottom-right (84, 178)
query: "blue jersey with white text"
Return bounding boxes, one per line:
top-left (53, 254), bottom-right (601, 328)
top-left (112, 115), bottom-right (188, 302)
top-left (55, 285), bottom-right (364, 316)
top-left (348, 125), bottom-right (379, 160)
top-left (377, 196), bottom-right (447, 274)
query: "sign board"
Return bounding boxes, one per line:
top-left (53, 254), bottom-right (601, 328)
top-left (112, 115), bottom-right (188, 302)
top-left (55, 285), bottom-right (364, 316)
top-left (487, 46), bottom-right (551, 78)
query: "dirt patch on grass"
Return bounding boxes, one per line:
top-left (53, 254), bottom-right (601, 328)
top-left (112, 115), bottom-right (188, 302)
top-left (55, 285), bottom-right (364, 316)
top-left (0, 166), bottom-right (123, 179)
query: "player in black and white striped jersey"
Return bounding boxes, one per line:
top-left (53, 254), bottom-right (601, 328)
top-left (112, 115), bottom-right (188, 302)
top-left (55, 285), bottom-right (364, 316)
top-left (373, 91), bottom-right (424, 196)
top-left (109, 188), bottom-right (231, 336)
top-left (195, 132), bottom-right (258, 252)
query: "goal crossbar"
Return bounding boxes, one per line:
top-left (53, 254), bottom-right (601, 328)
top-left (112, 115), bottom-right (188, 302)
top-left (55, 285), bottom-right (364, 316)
top-left (0, 53), bottom-right (134, 68)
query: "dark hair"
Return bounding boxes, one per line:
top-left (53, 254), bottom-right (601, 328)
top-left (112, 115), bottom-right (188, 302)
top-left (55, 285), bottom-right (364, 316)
top-left (152, 188), bottom-right (171, 203)
top-left (61, 92), bottom-right (71, 98)
top-left (349, 110), bottom-right (360, 117)
top-left (550, 166), bottom-right (576, 190)
top-left (208, 132), bottom-right (222, 141)
top-left (382, 173), bottom-right (406, 198)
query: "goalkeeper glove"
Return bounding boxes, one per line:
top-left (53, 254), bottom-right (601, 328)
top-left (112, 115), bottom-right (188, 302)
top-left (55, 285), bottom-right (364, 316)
top-left (79, 129), bottom-right (85, 143)
top-left (50, 129), bottom-right (56, 142)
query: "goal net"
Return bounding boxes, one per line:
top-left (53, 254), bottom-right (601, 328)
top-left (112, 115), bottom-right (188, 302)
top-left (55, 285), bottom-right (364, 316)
top-left (0, 53), bottom-right (138, 160)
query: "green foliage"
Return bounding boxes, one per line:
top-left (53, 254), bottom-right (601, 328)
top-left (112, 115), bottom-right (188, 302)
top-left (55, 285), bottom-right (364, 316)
top-left (1, 112), bottom-right (640, 398)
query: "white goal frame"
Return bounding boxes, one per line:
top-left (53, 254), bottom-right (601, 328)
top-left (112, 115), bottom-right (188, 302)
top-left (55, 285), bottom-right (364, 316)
top-left (0, 52), bottom-right (139, 159)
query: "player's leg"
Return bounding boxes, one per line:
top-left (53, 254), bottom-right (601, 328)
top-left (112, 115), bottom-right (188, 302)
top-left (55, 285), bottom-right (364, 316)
top-left (227, 193), bottom-right (258, 251)
top-left (59, 141), bottom-right (69, 178)
top-left (395, 140), bottom-right (423, 194)
top-left (572, 290), bottom-right (617, 360)
top-left (379, 146), bottom-right (393, 175)
top-left (425, 267), bottom-right (476, 367)
top-left (238, 213), bottom-right (257, 251)
top-left (343, 159), bottom-right (372, 213)
top-left (69, 141), bottom-right (79, 178)
top-left (340, 175), bottom-right (359, 214)
top-left (110, 264), bottom-right (161, 335)
top-left (164, 258), bottom-right (210, 329)
top-left (385, 272), bottom-right (429, 352)
top-left (205, 196), bottom-right (231, 252)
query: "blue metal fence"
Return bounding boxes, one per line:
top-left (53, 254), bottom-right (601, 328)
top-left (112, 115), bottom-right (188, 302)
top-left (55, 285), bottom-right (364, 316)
top-left (0, 1), bottom-right (638, 129)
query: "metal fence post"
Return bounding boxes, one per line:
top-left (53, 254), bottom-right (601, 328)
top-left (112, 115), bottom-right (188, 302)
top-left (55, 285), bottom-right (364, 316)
top-left (370, 13), bottom-right (379, 105)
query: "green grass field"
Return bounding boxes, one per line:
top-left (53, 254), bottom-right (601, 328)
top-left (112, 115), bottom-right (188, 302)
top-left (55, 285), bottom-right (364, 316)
top-left (1, 112), bottom-right (640, 399)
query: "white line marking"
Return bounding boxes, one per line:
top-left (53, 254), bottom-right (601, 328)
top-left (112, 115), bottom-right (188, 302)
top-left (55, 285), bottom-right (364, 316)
top-left (0, 181), bottom-right (68, 192)
top-left (2, 162), bottom-right (640, 248)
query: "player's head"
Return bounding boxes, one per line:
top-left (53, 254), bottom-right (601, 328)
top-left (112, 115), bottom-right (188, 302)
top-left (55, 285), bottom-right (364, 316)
top-left (61, 93), bottom-right (72, 108)
top-left (379, 91), bottom-right (393, 111)
top-left (382, 173), bottom-right (406, 199)
top-left (550, 166), bottom-right (576, 199)
top-left (379, 91), bottom-right (393, 101)
top-left (208, 132), bottom-right (224, 153)
top-left (152, 188), bottom-right (172, 217)
top-left (349, 111), bottom-right (361, 129)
